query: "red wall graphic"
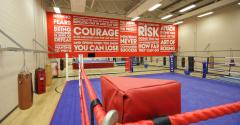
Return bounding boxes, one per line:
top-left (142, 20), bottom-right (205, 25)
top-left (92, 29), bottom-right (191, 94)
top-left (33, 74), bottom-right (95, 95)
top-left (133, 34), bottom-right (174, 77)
top-left (47, 12), bottom-right (178, 58)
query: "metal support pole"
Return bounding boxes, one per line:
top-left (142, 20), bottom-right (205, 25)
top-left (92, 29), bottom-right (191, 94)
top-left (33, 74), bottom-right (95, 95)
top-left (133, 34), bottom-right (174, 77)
top-left (66, 53), bottom-right (69, 81)
top-left (81, 54), bottom-right (84, 69)
top-left (78, 54), bottom-right (82, 88)
top-left (33, 39), bottom-right (47, 50)
top-left (0, 29), bottom-right (24, 49)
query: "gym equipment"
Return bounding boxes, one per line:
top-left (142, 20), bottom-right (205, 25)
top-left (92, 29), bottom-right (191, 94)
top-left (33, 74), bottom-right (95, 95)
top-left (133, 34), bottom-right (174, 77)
top-left (45, 64), bottom-right (52, 86)
top-left (208, 56), bottom-right (214, 68)
top-left (51, 62), bottom-right (58, 77)
top-left (170, 55), bottom-right (174, 72)
top-left (133, 57), bottom-right (140, 65)
top-left (101, 76), bottom-right (181, 123)
top-left (163, 57), bottom-right (166, 66)
top-left (230, 58), bottom-right (235, 66)
top-left (188, 56), bottom-right (194, 72)
top-left (79, 57), bottom-right (240, 125)
top-left (72, 59), bottom-right (78, 69)
top-left (184, 69), bottom-right (190, 75)
top-left (84, 61), bottom-right (114, 69)
top-left (18, 71), bottom-right (33, 110)
top-left (181, 57), bottom-right (185, 67)
top-left (125, 57), bottom-right (133, 72)
top-left (174, 56), bottom-right (177, 69)
top-left (60, 59), bottom-right (64, 71)
top-left (35, 68), bottom-right (46, 94)
top-left (144, 64), bottom-right (148, 69)
top-left (51, 54), bottom-right (240, 125)
top-left (202, 62), bottom-right (207, 78)
top-left (73, 59), bottom-right (114, 69)
top-left (140, 57), bottom-right (144, 64)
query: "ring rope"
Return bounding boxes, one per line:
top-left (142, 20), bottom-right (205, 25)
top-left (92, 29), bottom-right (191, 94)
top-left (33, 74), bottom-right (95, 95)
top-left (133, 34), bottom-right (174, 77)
top-left (169, 102), bottom-right (240, 125)
top-left (80, 79), bottom-right (91, 125)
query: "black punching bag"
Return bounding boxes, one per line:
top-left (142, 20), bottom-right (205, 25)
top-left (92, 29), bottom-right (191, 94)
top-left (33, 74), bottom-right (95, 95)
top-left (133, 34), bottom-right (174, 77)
top-left (60, 59), bottom-right (64, 71)
top-left (136, 57), bottom-right (140, 65)
top-left (140, 57), bottom-right (144, 65)
top-left (163, 57), bottom-right (166, 66)
top-left (181, 57), bottom-right (185, 67)
top-left (188, 56), bottom-right (194, 72)
top-left (174, 56), bottom-right (177, 69)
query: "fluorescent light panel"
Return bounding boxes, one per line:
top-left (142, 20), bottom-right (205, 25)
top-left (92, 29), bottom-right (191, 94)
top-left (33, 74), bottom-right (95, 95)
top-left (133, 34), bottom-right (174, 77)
top-left (54, 7), bottom-right (61, 13)
top-left (148, 3), bottom-right (162, 11)
top-left (197, 12), bottom-right (214, 18)
top-left (131, 17), bottom-right (140, 21)
top-left (161, 14), bottom-right (173, 20)
top-left (173, 21), bottom-right (183, 25)
top-left (179, 4), bottom-right (196, 13)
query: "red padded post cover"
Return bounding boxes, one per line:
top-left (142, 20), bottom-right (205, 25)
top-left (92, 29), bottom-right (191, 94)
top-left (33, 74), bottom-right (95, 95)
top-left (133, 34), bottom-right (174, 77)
top-left (101, 76), bottom-right (181, 123)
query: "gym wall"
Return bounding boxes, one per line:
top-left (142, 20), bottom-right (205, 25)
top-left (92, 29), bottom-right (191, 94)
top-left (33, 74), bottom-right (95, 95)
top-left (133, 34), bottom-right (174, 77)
top-left (178, 4), bottom-right (240, 57)
top-left (0, 0), bottom-right (47, 120)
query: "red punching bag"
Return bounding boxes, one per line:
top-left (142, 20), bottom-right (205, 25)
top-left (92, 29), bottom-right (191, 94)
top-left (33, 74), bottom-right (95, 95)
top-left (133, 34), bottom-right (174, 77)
top-left (35, 68), bottom-right (46, 94)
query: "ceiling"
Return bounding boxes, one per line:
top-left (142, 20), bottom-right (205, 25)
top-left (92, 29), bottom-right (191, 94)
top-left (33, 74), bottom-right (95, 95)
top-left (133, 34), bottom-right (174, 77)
top-left (44, 0), bottom-right (238, 23)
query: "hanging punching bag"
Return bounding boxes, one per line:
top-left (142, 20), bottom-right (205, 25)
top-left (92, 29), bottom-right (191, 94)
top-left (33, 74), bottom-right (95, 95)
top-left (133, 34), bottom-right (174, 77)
top-left (188, 56), bottom-right (194, 72)
top-left (18, 71), bottom-right (33, 110)
top-left (60, 59), bottom-right (64, 71)
top-left (230, 58), bottom-right (235, 66)
top-left (208, 56), bottom-right (214, 68)
top-left (35, 68), bottom-right (46, 94)
top-left (181, 57), bottom-right (185, 67)
top-left (45, 64), bottom-right (52, 86)
top-left (140, 57), bottom-right (144, 65)
top-left (163, 57), bottom-right (166, 66)
top-left (51, 62), bottom-right (58, 78)
top-left (174, 56), bottom-right (177, 69)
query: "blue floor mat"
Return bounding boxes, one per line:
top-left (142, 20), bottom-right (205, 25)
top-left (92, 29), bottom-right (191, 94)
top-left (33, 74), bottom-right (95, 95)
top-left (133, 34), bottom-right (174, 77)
top-left (52, 73), bottom-right (240, 125)
top-left (50, 80), bottom-right (81, 125)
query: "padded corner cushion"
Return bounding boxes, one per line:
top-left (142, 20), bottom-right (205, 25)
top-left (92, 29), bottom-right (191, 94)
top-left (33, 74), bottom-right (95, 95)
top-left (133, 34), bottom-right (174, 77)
top-left (101, 76), bottom-right (181, 123)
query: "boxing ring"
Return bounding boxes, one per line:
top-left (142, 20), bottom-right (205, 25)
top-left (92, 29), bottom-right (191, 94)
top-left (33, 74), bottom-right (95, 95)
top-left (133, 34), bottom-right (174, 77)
top-left (72, 60), bottom-right (114, 69)
top-left (50, 54), bottom-right (240, 125)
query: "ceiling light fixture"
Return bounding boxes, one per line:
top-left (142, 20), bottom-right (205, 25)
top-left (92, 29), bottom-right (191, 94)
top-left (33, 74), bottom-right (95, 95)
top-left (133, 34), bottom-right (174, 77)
top-left (53, 7), bottom-right (61, 14)
top-left (179, 4), bottom-right (196, 13)
top-left (197, 12), bottom-right (214, 18)
top-left (238, 2), bottom-right (240, 5)
top-left (148, 3), bottom-right (162, 11)
top-left (131, 17), bottom-right (140, 21)
top-left (173, 21), bottom-right (183, 25)
top-left (161, 14), bottom-right (173, 20)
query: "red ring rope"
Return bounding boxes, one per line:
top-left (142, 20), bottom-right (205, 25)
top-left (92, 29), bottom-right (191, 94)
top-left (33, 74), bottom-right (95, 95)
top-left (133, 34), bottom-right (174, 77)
top-left (81, 66), bottom-right (106, 125)
top-left (80, 80), bottom-right (91, 125)
top-left (80, 65), bottom-right (240, 125)
top-left (80, 93), bottom-right (86, 125)
top-left (169, 102), bottom-right (240, 125)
